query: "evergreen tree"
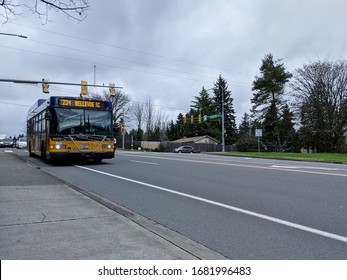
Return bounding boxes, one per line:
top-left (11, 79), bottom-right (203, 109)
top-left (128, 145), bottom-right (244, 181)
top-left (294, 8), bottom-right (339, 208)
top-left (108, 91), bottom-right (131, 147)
top-left (212, 75), bottom-right (238, 145)
top-left (191, 87), bottom-right (215, 114)
top-left (280, 104), bottom-right (295, 150)
top-left (262, 101), bottom-right (280, 150)
top-left (251, 53), bottom-right (292, 150)
top-left (167, 113), bottom-right (185, 140)
top-left (166, 120), bottom-right (176, 141)
top-left (190, 87), bottom-right (216, 137)
top-left (238, 113), bottom-right (251, 140)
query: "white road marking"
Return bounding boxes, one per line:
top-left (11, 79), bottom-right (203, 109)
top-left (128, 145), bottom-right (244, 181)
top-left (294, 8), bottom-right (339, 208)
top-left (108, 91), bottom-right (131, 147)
top-left (76, 165), bottom-right (347, 244)
top-left (131, 160), bottom-right (158, 165)
top-left (4, 149), bottom-right (13, 153)
top-left (271, 165), bottom-right (340, 171)
top-left (119, 153), bottom-right (347, 177)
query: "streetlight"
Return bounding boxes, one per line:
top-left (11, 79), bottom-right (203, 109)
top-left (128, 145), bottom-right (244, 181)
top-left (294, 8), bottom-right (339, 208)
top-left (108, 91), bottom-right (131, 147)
top-left (0, 32), bottom-right (28, 39)
top-left (206, 87), bottom-right (225, 152)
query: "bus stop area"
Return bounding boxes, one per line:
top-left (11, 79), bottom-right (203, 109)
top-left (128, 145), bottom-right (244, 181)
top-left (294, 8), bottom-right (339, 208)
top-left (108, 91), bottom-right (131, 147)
top-left (0, 150), bottom-right (225, 260)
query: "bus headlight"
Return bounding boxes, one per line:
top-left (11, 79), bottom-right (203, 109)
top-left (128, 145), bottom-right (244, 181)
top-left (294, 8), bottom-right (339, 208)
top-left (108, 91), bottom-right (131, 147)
top-left (102, 144), bottom-right (112, 149)
top-left (55, 144), bottom-right (66, 150)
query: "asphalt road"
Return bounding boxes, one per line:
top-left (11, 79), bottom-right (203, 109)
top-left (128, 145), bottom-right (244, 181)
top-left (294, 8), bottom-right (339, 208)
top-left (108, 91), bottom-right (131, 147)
top-left (11, 149), bottom-right (347, 259)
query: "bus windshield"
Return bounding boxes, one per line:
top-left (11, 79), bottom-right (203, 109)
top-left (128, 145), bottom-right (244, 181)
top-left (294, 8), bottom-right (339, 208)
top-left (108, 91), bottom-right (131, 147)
top-left (52, 108), bottom-right (112, 136)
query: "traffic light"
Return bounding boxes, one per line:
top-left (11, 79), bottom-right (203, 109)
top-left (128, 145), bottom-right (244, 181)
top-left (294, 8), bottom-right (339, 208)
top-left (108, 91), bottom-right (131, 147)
top-left (190, 115), bottom-right (194, 124)
top-left (198, 114), bottom-right (202, 123)
top-left (183, 116), bottom-right (187, 124)
top-left (42, 78), bottom-right (49, 94)
top-left (120, 118), bottom-right (124, 133)
top-left (81, 80), bottom-right (88, 96)
top-left (109, 83), bottom-right (115, 96)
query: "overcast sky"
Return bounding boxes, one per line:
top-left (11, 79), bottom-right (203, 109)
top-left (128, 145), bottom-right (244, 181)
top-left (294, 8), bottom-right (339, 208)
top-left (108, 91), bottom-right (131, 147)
top-left (1, 0), bottom-right (347, 137)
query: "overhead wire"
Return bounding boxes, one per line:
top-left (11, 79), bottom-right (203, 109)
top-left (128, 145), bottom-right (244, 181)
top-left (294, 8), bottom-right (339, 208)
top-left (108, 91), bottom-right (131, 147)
top-left (13, 23), bottom-right (253, 76)
top-left (0, 45), bottom-right (216, 84)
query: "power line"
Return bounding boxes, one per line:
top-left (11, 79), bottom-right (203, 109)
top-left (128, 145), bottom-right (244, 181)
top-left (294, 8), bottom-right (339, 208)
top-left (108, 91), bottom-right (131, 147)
top-left (13, 23), bottom-right (253, 76)
top-left (0, 45), bottom-right (214, 84)
top-left (0, 101), bottom-right (31, 107)
top-left (27, 38), bottom-right (221, 81)
top-left (0, 44), bottom-right (251, 88)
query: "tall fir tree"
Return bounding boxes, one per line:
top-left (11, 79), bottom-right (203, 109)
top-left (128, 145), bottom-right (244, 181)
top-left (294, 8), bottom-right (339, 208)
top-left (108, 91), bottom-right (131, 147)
top-left (190, 87), bottom-right (216, 137)
top-left (212, 75), bottom-right (238, 145)
top-left (280, 103), bottom-right (295, 150)
top-left (238, 113), bottom-right (251, 140)
top-left (251, 53), bottom-right (292, 150)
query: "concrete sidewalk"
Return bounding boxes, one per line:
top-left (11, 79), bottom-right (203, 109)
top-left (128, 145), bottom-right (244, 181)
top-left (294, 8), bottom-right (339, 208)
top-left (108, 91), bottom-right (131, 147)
top-left (0, 150), bottom-right (226, 260)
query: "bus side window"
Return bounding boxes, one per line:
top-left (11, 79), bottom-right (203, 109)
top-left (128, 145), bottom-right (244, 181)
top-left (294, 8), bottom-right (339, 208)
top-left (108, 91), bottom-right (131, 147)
top-left (34, 117), bottom-right (38, 133)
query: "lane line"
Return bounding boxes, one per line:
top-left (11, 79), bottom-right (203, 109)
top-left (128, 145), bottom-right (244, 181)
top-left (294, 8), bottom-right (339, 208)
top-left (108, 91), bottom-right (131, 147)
top-left (271, 165), bottom-right (340, 171)
top-left (130, 160), bottom-right (158, 165)
top-left (76, 165), bottom-right (347, 244)
top-left (119, 153), bottom-right (347, 177)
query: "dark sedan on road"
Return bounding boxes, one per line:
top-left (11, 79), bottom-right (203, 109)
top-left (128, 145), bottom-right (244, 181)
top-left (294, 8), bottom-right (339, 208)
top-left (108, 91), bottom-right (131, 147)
top-left (0, 138), bottom-right (14, 148)
top-left (173, 146), bottom-right (195, 153)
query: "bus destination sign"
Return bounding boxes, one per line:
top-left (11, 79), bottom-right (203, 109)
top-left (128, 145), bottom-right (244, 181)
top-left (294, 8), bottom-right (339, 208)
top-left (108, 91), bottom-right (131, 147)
top-left (58, 98), bottom-right (107, 109)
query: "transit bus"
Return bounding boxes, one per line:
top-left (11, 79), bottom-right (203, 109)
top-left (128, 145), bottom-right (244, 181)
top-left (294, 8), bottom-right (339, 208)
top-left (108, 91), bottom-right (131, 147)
top-left (27, 96), bottom-right (115, 163)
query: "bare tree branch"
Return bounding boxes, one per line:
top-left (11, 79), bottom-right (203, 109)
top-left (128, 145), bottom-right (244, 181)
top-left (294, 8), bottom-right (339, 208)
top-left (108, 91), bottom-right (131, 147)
top-left (1, 0), bottom-right (89, 24)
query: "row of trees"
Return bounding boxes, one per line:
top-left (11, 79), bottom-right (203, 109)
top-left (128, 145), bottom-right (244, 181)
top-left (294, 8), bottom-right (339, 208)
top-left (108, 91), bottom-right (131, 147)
top-left (166, 76), bottom-right (238, 145)
top-left (93, 55), bottom-right (346, 153)
top-left (248, 54), bottom-right (347, 153)
top-left (167, 55), bottom-right (346, 153)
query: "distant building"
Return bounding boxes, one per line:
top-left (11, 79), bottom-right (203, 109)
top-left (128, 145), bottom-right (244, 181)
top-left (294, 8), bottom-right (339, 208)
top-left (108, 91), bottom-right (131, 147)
top-left (172, 135), bottom-right (219, 145)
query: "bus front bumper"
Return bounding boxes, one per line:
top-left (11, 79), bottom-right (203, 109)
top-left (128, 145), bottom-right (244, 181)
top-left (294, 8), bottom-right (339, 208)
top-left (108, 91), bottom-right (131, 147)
top-left (50, 151), bottom-right (114, 161)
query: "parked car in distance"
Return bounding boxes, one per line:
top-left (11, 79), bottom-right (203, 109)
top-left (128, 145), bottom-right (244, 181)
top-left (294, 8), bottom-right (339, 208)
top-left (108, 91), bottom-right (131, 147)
top-left (173, 146), bottom-right (195, 153)
top-left (0, 137), bottom-right (14, 148)
top-left (16, 137), bottom-right (27, 149)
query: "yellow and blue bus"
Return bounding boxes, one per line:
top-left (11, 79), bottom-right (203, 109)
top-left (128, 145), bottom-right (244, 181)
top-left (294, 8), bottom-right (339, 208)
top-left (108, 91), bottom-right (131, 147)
top-left (27, 96), bottom-right (114, 163)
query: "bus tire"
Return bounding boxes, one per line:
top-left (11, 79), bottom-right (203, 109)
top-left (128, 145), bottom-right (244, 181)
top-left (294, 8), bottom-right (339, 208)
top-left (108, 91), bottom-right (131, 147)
top-left (41, 144), bottom-right (50, 164)
top-left (94, 158), bottom-right (102, 164)
top-left (28, 143), bottom-right (34, 157)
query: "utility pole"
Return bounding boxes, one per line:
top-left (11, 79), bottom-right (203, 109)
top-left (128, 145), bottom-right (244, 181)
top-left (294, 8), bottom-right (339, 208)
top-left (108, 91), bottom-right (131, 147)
top-left (206, 86), bottom-right (226, 152)
top-left (221, 86), bottom-right (225, 153)
top-left (93, 65), bottom-right (96, 93)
